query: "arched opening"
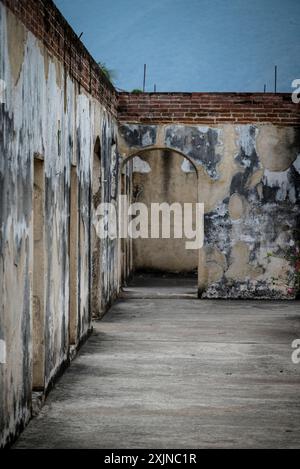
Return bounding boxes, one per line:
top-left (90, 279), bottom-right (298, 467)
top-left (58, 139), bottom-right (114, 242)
top-left (120, 147), bottom-right (200, 296)
top-left (91, 137), bottom-right (102, 317)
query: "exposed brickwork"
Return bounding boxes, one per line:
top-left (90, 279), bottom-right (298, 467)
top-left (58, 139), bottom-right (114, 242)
top-left (2, 0), bottom-right (118, 115)
top-left (2, 1), bottom-right (300, 126)
top-left (118, 92), bottom-right (300, 126)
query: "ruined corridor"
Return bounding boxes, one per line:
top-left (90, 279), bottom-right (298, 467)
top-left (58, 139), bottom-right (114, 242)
top-left (1, 0), bottom-right (300, 449)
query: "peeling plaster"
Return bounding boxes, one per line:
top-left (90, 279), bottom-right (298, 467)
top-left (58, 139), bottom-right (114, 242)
top-left (132, 156), bottom-right (151, 174)
top-left (181, 158), bottom-right (196, 173)
top-left (1, 0), bottom-right (300, 448)
top-left (119, 122), bottom-right (300, 300)
top-left (263, 168), bottom-right (296, 203)
top-left (119, 124), bottom-right (156, 149)
top-left (0, 3), bottom-right (120, 448)
top-left (293, 154), bottom-right (300, 173)
top-left (257, 125), bottom-right (300, 171)
top-left (165, 125), bottom-right (222, 179)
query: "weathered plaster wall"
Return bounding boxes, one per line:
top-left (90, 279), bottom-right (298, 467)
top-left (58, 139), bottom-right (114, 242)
top-left (1, 0), bottom-right (300, 451)
top-left (118, 123), bottom-right (300, 299)
top-left (0, 3), bottom-right (119, 447)
top-left (128, 149), bottom-right (198, 273)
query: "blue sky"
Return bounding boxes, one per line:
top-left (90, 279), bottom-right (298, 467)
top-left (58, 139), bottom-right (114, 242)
top-left (54, 0), bottom-right (300, 92)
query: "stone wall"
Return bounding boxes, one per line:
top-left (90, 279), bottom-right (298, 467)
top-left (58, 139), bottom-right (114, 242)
top-left (118, 123), bottom-right (300, 299)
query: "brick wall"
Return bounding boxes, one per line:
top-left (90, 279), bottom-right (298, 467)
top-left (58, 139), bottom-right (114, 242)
top-left (2, 0), bottom-right (118, 115)
top-left (118, 92), bottom-right (300, 126)
top-left (2, 1), bottom-right (300, 126)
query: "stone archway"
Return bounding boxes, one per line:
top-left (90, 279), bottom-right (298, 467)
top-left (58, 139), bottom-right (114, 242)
top-left (119, 144), bottom-right (203, 295)
top-left (117, 123), bottom-right (223, 297)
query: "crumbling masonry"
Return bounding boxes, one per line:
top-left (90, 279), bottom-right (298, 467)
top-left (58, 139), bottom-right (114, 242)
top-left (0, 0), bottom-right (300, 448)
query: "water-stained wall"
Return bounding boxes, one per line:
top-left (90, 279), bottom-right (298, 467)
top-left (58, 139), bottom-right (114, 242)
top-left (0, 3), bottom-right (119, 447)
top-left (118, 123), bottom-right (300, 299)
top-left (1, 0), bottom-right (300, 450)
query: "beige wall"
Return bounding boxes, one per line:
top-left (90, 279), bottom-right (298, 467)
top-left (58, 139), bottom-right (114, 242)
top-left (130, 150), bottom-right (198, 273)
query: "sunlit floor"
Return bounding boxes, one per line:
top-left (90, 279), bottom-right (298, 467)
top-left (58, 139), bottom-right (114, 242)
top-left (14, 276), bottom-right (300, 448)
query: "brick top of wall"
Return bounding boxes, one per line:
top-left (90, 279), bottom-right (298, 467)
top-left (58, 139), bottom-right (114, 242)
top-left (118, 92), bottom-right (300, 126)
top-left (2, 0), bottom-right (118, 115)
top-left (2, 1), bottom-right (300, 126)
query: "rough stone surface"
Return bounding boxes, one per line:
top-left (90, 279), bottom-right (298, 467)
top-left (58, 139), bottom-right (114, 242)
top-left (13, 277), bottom-right (300, 449)
top-left (119, 123), bottom-right (300, 299)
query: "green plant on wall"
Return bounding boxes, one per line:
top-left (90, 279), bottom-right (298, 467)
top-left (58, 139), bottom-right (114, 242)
top-left (98, 62), bottom-right (116, 84)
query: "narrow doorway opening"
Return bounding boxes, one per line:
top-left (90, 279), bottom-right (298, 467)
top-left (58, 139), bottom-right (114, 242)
top-left (121, 149), bottom-right (199, 298)
top-left (69, 165), bottom-right (79, 345)
top-left (91, 137), bottom-right (102, 318)
top-left (32, 157), bottom-right (45, 391)
top-left (120, 158), bottom-right (133, 285)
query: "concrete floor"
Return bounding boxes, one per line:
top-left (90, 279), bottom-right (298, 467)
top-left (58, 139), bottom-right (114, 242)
top-left (14, 276), bottom-right (300, 449)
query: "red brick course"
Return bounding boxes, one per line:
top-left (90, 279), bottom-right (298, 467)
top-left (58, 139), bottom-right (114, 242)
top-left (2, 1), bottom-right (300, 126)
top-left (2, 0), bottom-right (118, 116)
top-left (118, 92), bottom-right (300, 126)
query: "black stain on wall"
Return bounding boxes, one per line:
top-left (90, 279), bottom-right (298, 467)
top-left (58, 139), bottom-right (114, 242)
top-left (165, 126), bottom-right (221, 179)
top-left (230, 126), bottom-right (260, 197)
top-left (119, 124), bottom-right (156, 148)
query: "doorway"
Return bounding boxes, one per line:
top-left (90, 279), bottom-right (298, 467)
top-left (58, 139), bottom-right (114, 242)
top-left (120, 148), bottom-right (199, 295)
top-left (91, 137), bottom-right (102, 318)
top-left (69, 165), bottom-right (79, 345)
top-left (32, 157), bottom-right (45, 391)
